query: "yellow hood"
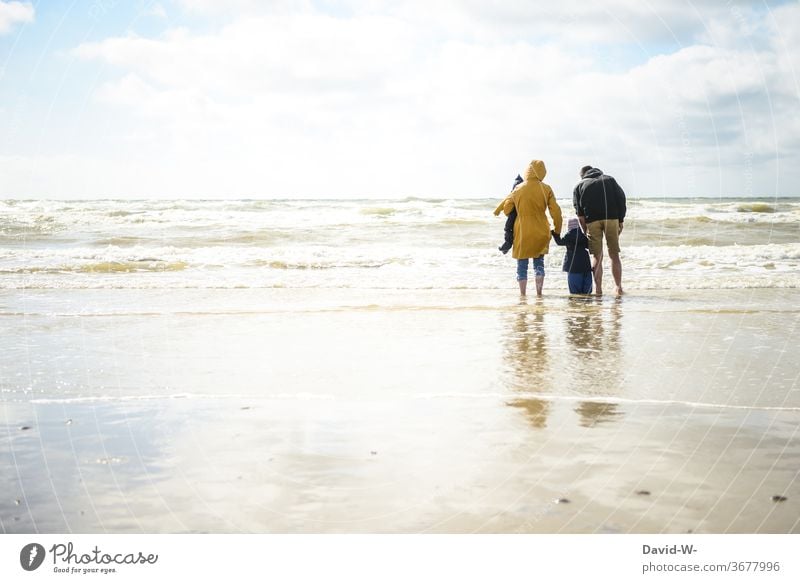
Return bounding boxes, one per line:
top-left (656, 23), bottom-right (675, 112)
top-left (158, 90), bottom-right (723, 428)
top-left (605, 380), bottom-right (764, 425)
top-left (524, 160), bottom-right (547, 182)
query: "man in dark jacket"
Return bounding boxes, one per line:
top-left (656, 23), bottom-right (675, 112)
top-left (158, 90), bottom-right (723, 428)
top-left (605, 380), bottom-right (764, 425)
top-left (572, 165), bottom-right (627, 295)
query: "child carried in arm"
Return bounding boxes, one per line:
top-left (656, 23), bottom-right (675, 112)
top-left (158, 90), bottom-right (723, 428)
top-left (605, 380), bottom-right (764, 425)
top-left (494, 174), bottom-right (524, 254)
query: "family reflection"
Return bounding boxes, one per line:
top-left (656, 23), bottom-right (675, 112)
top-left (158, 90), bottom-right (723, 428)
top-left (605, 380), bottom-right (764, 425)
top-left (504, 297), bottom-right (625, 430)
top-left (575, 400), bottom-right (621, 428)
top-left (505, 302), bottom-right (552, 428)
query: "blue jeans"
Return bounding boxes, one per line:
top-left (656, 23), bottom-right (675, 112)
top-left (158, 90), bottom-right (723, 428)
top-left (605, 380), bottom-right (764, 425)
top-left (517, 256), bottom-right (544, 281)
top-left (567, 271), bottom-right (593, 294)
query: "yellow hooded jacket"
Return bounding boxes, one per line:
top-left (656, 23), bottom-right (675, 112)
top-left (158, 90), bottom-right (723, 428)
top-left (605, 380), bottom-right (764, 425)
top-left (493, 160), bottom-right (563, 260)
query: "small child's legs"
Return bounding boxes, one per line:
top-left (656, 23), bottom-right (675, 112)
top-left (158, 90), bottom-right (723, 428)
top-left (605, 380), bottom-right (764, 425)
top-left (567, 271), bottom-right (593, 294)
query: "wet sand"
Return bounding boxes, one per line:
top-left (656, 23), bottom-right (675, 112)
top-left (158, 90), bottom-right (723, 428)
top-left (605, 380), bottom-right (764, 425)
top-left (1, 288), bottom-right (798, 533)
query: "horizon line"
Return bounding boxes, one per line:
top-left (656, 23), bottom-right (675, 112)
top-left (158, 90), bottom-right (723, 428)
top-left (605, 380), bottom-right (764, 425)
top-left (2, 194), bottom-right (798, 202)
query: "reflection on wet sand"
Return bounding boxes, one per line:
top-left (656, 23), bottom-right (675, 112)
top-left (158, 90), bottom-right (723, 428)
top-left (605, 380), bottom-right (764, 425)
top-left (505, 297), bottom-right (625, 429)
top-left (505, 299), bottom-right (552, 428)
top-left (564, 297), bottom-right (623, 378)
top-left (3, 289), bottom-right (798, 534)
top-left (567, 297), bottom-right (623, 426)
top-left (575, 401), bottom-right (621, 428)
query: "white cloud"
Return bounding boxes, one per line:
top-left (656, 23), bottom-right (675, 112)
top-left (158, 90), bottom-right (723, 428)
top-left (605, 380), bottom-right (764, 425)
top-left (175, 0), bottom-right (281, 14)
top-left (173, 0), bottom-right (787, 46)
top-left (0, 0), bottom-right (33, 35)
top-left (145, 3), bottom-right (168, 20)
top-left (4, 1), bottom-right (799, 198)
top-left (73, 13), bottom-right (415, 93)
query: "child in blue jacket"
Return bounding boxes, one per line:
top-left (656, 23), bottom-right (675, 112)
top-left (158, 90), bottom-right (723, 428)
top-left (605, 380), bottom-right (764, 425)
top-left (551, 217), bottom-right (593, 294)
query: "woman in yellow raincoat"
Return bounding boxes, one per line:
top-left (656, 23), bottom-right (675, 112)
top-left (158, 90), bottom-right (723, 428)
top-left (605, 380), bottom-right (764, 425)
top-left (494, 160), bottom-right (563, 296)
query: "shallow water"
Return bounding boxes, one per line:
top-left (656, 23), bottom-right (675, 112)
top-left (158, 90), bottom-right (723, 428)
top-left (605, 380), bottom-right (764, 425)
top-left (2, 197), bottom-right (798, 532)
top-left (1, 287), bottom-right (798, 533)
top-left (2, 197), bottom-right (799, 291)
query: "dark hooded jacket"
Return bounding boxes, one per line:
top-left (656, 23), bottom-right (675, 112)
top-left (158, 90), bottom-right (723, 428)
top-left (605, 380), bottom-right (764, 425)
top-left (552, 228), bottom-right (592, 273)
top-left (572, 168), bottom-right (627, 224)
top-left (499, 175), bottom-right (524, 251)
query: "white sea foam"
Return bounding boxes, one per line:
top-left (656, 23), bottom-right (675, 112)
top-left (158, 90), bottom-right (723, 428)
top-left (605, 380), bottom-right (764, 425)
top-left (1, 198), bottom-right (798, 291)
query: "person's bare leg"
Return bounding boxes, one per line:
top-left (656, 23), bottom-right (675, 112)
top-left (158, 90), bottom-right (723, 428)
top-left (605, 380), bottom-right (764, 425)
top-left (535, 275), bottom-right (544, 297)
top-left (610, 251), bottom-right (623, 295)
top-left (592, 254), bottom-right (603, 296)
top-left (518, 279), bottom-right (527, 296)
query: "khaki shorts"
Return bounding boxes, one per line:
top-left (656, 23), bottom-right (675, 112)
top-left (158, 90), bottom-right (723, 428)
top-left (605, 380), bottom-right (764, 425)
top-left (586, 219), bottom-right (621, 256)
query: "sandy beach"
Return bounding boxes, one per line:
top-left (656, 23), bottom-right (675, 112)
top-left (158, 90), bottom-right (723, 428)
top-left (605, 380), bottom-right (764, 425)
top-left (2, 284), bottom-right (798, 533)
top-left (5, 7), bottom-right (800, 583)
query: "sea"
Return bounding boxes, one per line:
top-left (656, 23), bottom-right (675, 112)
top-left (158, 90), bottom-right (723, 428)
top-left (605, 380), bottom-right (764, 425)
top-left (1, 197), bottom-right (798, 292)
top-left (1, 196), bottom-right (798, 533)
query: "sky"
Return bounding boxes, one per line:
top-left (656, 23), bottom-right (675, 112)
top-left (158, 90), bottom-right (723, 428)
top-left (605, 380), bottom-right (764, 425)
top-left (0, 0), bottom-right (798, 199)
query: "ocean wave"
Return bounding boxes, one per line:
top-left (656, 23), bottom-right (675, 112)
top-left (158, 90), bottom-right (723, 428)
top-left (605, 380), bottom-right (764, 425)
top-left (626, 198), bottom-right (800, 224)
top-left (106, 209), bottom-right (144, 217)
top-left (1, 276), bottom-right (799, 291)
top-left (625, 220), bottom-right (799, 248)
top-left (3, 198), bottom-right (796, 240)
top-left (360, 206), bottom-right (397, 216)
top-left (0, 218), bottom-right (62, 239)
top-left (0, 260), bottom-right (188, 274)
top-left (438, 218), bottom-right (488, 226)
top-left (248, 258), bottom-right (407, 269)
top-left (737, 203), bottom-right (776, 213)
top-left (1, 198), bottom-right (798, 293)
top-left (632, 217), bottom-right (718, 230)
top-left (398, 196), bottom-right (435, 203)
top-left (1, 240), bottom-right (797, 275)
top-left (623, 242), bottom-right (800, 270)
top-left (79, 261), bottom-right (188, 273)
